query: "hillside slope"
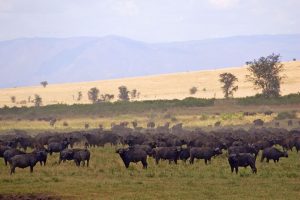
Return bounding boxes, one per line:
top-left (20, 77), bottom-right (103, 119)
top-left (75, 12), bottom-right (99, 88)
top-left (0, 61), bottom-right (299, 107)
top-left (0, 34), bottom-right (299, 88)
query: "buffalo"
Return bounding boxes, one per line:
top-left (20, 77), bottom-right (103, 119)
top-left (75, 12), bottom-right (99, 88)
top-left (190, 147), bottom-right (222, 164)
top-left (116, 148), bottom-right (147, 169)
top-left (3, 149), bottom-right (26, 166)
top-left (152, 147), bottom-right (181, 164)
top-left (73, 149), bottom-right (90, 167)
top-left (9, 151), bottom-right (45, 174)
top-left (228, 153), bottom-right (257, 174)
top-left (261, 147), bottom-right (288, 163)
top-left (47, 140), bottom-right (69, 155)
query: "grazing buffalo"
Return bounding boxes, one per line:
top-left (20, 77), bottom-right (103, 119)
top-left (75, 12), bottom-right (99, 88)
top-left (47, 140), bottom-right (69, 155)
top-left (32, 148), bottom-right (48, 166)
top-left (179, 147), bottom-right (190, 163)
top-left (228, 153), bottom-right (257, 174)
top-left (73, 149), bottom-right (90, 167)
top-left (153, 147), bottom-right (181, 164)
top-left (116, 148), bottom-right (147, 169)
top-left (0, 145), bottom-right (11, 157)
top-left (261, 147), bottom-right (288, 163)
top-left (9, 151), bottom-right (45, 174)
top-left (59, 149), bottom-right (77, 164)
top-left (3, 149), bottom-right (26, 166)
top-left (190, 147), bottom-right (222, 164)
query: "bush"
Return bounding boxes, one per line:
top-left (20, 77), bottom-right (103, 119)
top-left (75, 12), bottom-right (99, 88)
top-left (237, 93), bottom-right (300, 105)
top-left (275, 111), bottom-right (297, 120)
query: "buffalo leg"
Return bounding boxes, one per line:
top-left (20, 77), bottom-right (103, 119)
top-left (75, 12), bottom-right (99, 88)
top-left (235, 167), bottom-right (238, 174)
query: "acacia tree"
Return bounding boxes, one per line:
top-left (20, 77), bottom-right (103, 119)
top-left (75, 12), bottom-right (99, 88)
top-left (40, 81), bottom-right (48, 88)
top-left (130, 89), bottom-right (138, 99)
top-left (34, 94), bottom-right (42, 107)
top-left (246, 53), bottom-right (284, 98)
top-left (77, 91), bottom-right (82, 101)
top-left (10, 96), bottom-right (16, 103)
top-left (118, 86), bottom-right (129, 101)
top-left (88, 87), bottom-right (99, 103)
top-left (219, 73), bottom-right (238, 98)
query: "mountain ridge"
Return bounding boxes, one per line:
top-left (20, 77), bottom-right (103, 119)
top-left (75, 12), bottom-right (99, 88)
top-left (0, 34), bottom-right (299, 88)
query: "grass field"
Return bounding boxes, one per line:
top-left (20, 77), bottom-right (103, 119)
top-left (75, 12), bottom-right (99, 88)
top-left (1, 109), bottom-right (299, 134)
top-left (0, 61), bottom-right (299, 107)
top-left (0, 145), bottom-right (300, 200)
top-left (0, 61), bottom-right (300, 199)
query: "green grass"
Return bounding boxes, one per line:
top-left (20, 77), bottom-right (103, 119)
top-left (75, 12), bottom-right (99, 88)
top-left (0, 146), bottom-right (299, 199)
top-left (1, 94), bottom-right (300, 120)
top-left (0, 112), bottom-right (280, 133)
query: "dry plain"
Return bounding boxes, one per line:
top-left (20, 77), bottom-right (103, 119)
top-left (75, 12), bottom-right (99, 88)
top-left (0, 61), bottom-right (299, 107)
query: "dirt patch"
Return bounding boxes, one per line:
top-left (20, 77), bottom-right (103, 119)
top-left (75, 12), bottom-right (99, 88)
top-left (0, 194), bottom-right (61, 200)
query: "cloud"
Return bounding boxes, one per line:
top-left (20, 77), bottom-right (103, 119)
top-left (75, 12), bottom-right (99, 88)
top-left (209, 0), bottom-right (240, 9)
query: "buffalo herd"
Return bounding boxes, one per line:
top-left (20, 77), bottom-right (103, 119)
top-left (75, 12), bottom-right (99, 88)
top-left (0, 123), bottom-right (299, 175)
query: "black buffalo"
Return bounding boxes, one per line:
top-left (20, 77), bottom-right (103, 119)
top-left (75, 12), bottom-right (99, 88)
top-left (153, 147), bottom-right (181, 164)
top-left (116, 148), bottom-right (147, 169)
top-left (179, 147), bottom-right (190, 163)
top-left (190, 147), bottom-right (222, 164)
top-left (261, 147), bottom-right (288, 163)
top-left (228, 153), bottom-right (257, 174)
top-left (9, 151), bottom-right (45, 174)
top-left (3, 149), bottom-right (26, 166)
top-left (73, 149), bottom-right (90, 167)
top-left (47, 140), bottom-right (69, 155)
top-left (32, 148), bottom-right (48, 166)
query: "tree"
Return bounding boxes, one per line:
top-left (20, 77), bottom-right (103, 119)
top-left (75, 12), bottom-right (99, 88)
top-left (118, 86), bottom-right (129, 101)
top-left (101, 94), bottom-right (114, 102)
top-left (34, 94), bottom-right (42, 107)
top-left (130, 89), bottom-right (138, 99)
top-left (77, 91), bottom-right (82, 101)
top-left (88, 87), bottom-right (99, 103)
top-left (246, 53), bottom-right (285, 98)
top-left (40, 81), bottom-right (48, 88)
top-left (10, 96), bottom-right (16, 103)
top-left (189, 87), bottom-right (198, 95)
top-left (219, 73), bottom-right (238, 98)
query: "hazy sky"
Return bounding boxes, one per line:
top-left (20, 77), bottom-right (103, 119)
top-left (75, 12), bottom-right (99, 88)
top-left (0, 0), bottom-right (299, 42)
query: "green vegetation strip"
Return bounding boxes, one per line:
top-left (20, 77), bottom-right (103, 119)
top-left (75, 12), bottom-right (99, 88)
top-left (0, 147), bottom-right (299, 200)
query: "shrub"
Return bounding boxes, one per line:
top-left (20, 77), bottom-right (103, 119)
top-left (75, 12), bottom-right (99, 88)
top-left (275, 111), bottom-right (297, 120)
top-left (189, 87), bottom-right (198, 95)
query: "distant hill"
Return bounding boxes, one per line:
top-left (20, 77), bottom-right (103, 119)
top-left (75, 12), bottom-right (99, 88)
top-left (0, 34), bottom-right (299, 88)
